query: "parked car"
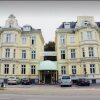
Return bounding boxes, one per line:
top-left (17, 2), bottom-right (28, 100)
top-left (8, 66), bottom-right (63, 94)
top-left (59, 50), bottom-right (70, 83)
top-left (8, 77), bottom-right (21, 85)
top-left (76, 78), bottom-right (90, 86)
top-left (60, 75), bottom-right (72, 87)
top-left (21, 78), bottom-right (31, 85)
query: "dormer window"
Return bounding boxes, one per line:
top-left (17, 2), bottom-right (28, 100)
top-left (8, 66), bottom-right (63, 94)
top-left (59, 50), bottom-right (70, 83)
top-left (64, 22), bottom-right (70, 28)
top-left (84, 21), bottom-right (89, 26)
top-left (23, 25), bottom-right (32, 31)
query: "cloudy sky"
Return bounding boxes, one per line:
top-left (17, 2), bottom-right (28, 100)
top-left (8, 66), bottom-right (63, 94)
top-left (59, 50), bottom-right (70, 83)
top-left (0, 1), bottom-right (100, 43)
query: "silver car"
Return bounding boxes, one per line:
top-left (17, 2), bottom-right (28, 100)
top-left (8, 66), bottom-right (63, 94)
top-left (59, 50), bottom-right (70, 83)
top-left (8, 77), bottom-right (20, 85)
top-left (60, 75), bottom-right (72, 87)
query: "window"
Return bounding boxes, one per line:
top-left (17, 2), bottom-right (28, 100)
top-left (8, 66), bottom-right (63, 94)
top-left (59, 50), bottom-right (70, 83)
top-left (72, 65), bottom-right (76, 74)
top-left (82, 48), bottom-right (85, 57)
top-left (70, 37), bottom-right (75, 43)
top-left (64, 22), bottom-right (70, 28)
top-left (81, 32), bottom-right (83, 41)
top-left (61, 50), bottom-right (65, 59)
top-left (32, 36), bottom-right (36, 45)
top-left (31, 50), bottom-right (36, 59)
top-left (87, 31), bottom-right (92, 40)
top-left (89, 47), bottom-right (94, 57)
top-left (22, 36), bottom-right (26, 44)
top-left (61, 66), bottom-right (66, 75)
top-left (83, 64), bottom-right (87, 74)
top-left (6, 33), bottom-right (11, 43)
top-left (71, 49), bottom-right (76, 58)
top-left (13, 49), bottom-right (16, 58)
top-left (60, 35), bottom-right (65, 44)
top-left (31, 65), bottom-right (36, 74)
top-left (22, 50), bottom-right (26, 59)
top-left (90, 64), bottom-right (95, 74)
top-left (4, 64), bottom-right (9, 74)
top-left (15, 34), bottom-right (17, 43)
top-left (21, 65), bottom-right (26, 74)
top-left (12, 64), bottom-right (15, 74)
top-left (84, 21), bottom-right (89, 26)
top-left (5, 48), bottom-right (10, 58)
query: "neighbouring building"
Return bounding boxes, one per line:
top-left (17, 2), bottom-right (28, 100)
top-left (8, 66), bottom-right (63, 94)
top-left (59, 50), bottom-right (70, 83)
top-left (56, 16), bottom-right (100, 83)
top-left (0, 14), bottom-right (44, 82)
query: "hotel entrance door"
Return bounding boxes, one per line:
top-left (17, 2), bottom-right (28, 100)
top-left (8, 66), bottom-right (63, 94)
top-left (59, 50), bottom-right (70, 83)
top-left (45, 74), bottom-right (51, 84)
top-left (39, 70), bottom-right (58, 84)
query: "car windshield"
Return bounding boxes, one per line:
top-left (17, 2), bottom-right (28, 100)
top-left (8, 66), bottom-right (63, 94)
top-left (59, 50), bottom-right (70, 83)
top-left (62, 76), bottom-right (70, 79)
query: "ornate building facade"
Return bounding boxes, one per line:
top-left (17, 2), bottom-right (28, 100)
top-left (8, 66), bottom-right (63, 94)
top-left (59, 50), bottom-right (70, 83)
top-left (0, 14), bottom-right (44, 80)
top-left (56, 16), bottom-right (100, 83)
top-left (0, 15), bottom-right (100, 84)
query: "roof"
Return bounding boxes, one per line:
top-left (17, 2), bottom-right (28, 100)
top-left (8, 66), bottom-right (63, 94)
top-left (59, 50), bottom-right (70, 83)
top-left (96, 22), bottom-right (100, 28)
top-left (58, 21), bottom-right (100, 29)
top-left (8, 14), bottom-right (16, 18)
top-left (38, 60), bottom-right (58, 70)
top-left (58, 22), bottom-right (77, 29)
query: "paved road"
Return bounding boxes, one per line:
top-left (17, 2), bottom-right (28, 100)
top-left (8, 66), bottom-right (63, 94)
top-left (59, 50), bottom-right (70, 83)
top-left (0, 94), bottom-right (100, 100)
top-left (1, 84), bottom-right (100, 100)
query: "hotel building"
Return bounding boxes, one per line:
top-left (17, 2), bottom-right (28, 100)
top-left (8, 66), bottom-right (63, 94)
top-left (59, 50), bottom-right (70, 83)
top-left (0, 15), bottom-right (100, 84)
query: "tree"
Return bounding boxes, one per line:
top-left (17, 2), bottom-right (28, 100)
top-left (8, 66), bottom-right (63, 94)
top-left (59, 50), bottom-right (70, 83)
top-left (44, 41), bottom-right (55, 51)
top-left (44, 41), bottom-right (56, 61)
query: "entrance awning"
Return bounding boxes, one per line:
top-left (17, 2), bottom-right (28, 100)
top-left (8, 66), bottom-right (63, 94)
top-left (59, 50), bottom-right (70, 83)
top-left (38, 60), bottom-right (58, 71)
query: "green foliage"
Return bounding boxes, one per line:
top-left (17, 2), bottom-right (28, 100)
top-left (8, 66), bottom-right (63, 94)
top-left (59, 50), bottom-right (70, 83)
top-left (44, 41), bottom-right (55, 51)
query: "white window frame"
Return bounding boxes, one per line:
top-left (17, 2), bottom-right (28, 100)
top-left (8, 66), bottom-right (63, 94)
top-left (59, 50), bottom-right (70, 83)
top-left (12, 64), bottom-right (15, 74)
top-left (32, 36), bottom-right (36, 45)
top-left (5, 48), bottom-right (10, 58)
top-left (31, 65), bottom-right (36, 74)
top-left (71, 49), bottom-right (76, 59)
top-left (89, 47), bottom-right (94, 57)
top-left (13, 49), bottom-right (16, 58)
top-left (90, 64), bottom-right (95, 74)
top-left (72, 65), bottom-right (76, 74)
top-left (64, 22), bottom-right (70, 28)
top-left (87, 31), bottom-right (92, 40)
top-left (4, 64), bottom-right (9, 74)
top-left (60, 35), bottom-right (65, 44)
top-left (21, 65), bottom-right (26, 74)
top-left (61, 50), bottom-right (65, 59)
top-left (6, 33), bottom-right (11, 43)
top-left (82, 48), bottom-right (85, 57)
top-left (70, 37), bottom-right (75, 43)
top-left (22, 36), bottom-right (26, 44)
top-left (31, 50), bottom-right (36, 59)
top-left (22, 50), bottom-right (26, 59)
top-left (61, 66), bottom-right (66, 75)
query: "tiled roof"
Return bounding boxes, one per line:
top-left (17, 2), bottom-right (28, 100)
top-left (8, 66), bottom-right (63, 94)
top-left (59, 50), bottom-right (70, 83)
top-left (96, 22), bottom-right (100, 28)
top-left (58, 22), bottom-right (77, 29)
top-left (58, 21), bottom-right (100, 29)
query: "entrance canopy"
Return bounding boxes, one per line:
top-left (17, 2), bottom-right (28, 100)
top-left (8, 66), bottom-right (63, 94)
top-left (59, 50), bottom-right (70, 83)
top-left (38, 60), bottom-right (58, 71)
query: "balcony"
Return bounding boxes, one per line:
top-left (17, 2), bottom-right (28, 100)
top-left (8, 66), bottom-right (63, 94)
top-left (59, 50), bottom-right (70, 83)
top-left (1, 42), bottom-right (17, 47)
top-left (79, 40), bottom-right (99, 46)
top-left (80, 57), bottom-right (99, 62)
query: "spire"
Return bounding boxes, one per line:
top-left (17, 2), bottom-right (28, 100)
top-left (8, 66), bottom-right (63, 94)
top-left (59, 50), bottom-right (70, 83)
top-left (8, 14), bottom-right (16, 19)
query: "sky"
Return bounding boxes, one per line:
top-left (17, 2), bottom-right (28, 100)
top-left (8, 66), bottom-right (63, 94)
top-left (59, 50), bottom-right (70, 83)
top-left (0, 1), bottom-right (100, 43)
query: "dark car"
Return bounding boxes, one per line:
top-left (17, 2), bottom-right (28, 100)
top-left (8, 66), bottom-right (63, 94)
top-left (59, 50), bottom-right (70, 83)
top-left (76, 78), bottom-right (90, 86)
top-left (21, 78), bottom-right (31, 85)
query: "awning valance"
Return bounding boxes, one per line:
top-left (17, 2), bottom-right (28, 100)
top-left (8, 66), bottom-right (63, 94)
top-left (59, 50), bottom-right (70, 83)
top-left (38, 60), bottom-right (58, 71)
